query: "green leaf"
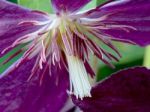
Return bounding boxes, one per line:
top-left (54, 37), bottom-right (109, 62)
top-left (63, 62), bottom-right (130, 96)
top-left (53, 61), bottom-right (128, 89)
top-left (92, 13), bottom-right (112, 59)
top-left (96, 43), bottom-right (145, 81)
top-left (81, 0), bottom-right (97, 11)
top-left (143, 46), bottom-right (150, 67)
top-left (18, 0), bottom-right (53, 13)
top-left (82, 0), bottom-right (106, 11)
top-left (0, 45), bottom-right (25, 74)
top-left (8, 0), bottom-right (18, 3)
top-left (97, 0), bottom-right (106, 6)
top-left (97, 58), bottom-right (143, 81)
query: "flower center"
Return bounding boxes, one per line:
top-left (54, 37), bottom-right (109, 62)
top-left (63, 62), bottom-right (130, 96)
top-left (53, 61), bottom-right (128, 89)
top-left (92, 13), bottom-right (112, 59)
top-left (2, 12), bottom-right (93, 99)
top-left (1, 10), bottom-right (136, 99)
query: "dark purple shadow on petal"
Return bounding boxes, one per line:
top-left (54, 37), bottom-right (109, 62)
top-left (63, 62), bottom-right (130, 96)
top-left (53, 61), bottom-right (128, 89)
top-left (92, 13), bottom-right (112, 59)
top-left (0, 57), bottom-right (69, 112)
top-left (73, 67), bottom-right (150, 112)
top-left (86, 0), bottom-right (150, 46)
top-left (51, 0), bottom-right (91, 13)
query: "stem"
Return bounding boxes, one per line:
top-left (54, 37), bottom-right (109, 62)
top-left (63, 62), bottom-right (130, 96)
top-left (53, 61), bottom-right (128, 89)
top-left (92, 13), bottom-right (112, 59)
top-left (143, 46), bottom-right (150, 68)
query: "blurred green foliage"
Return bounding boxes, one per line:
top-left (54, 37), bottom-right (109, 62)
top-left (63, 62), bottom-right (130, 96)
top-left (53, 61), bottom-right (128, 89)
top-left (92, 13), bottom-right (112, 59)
top-left (8, 0), bottom-right (17, 3)
top-left (97, 58), bottom-right (143, 81)
top-left (0, 45), bottom-right (25, 74)
top-left (81, 0), bottom-right (97, 11)
top-left (97, 0), bottom-right (106, 5)
top-left (18, 0), bottom-right (53, 13)
top-left (96, 43), bottom-right (144, 81)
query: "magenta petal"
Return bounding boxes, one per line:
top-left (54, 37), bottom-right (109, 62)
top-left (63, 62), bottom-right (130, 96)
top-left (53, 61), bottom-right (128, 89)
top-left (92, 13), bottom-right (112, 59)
top-left (0, 24), bottom-right (43, 57)
top-left (88, 0), bottom-right (150, 46)
top-left (51, 0), bottom-right (91, 13)
top-left (73, 67), bottom-right (150, 112)
top-left (0, 58), bottom-right (69, 112)
top-left (101, 0), bottom-right (150, 46)
top-left (0, 1), bottom-right (48, 54)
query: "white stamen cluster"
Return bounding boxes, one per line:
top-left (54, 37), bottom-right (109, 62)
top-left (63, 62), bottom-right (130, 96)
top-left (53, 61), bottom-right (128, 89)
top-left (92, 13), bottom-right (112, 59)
top-left (67, 55), bottom-right (91, 99)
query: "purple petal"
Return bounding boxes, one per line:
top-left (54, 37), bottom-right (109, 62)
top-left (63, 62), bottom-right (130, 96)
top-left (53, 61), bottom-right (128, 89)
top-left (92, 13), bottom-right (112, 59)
top-left (0, 58), bottom-right (69, 112)
top-left (0, 0), bottom-right (48, 55)
top-left (87, 0), bottom-right (150, 46)
top-left (73, 67), bottom-right (150, 112)
top-left (51, 0), bottom-right (91, 13)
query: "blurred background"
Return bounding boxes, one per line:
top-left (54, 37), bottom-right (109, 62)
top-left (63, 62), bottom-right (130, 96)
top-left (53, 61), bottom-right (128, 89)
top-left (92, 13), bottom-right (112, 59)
top-left (0, 0), bottom-right (146, 81)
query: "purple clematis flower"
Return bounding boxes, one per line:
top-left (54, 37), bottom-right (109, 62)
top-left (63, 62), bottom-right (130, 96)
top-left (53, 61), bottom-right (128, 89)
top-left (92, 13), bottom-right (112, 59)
top-left (1, 0), bottom-right (150, 111)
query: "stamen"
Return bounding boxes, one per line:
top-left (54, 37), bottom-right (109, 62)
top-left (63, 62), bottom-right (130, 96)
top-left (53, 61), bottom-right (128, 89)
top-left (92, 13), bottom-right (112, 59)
top-left (39, 40), bottom-right (46, 69)
top-left (66, 55), bottom-right (91, 99)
